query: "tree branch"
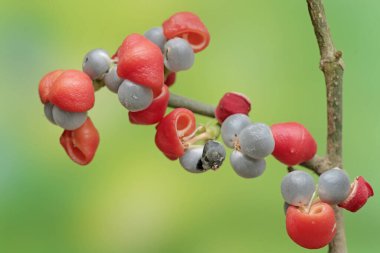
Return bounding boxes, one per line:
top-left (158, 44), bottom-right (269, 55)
top-left (306, 0), bottom-right (346, 252)
top-left (168, 92), bottom-right (216, 118)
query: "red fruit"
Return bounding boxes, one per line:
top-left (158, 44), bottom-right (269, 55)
top-left (60, 117), bottom-right (100, 165)
top-left (165, 72), bottom-right (177, 87)
top-left (50, 70), bottom-right (95, 112)
top-left (129, 85), bottom-right (170, 125)
top-left (155, 108), bottom-right (196, 160)
top-left (271, 122), bottom-right (317, 166)
top-left (286, 202), bottom-right (336, 249)
top-left (38, 69), bottom-right (64, 104)
top-left (338, 176), bottom-right (374, 212)
top-left (117, 34), bottom-right (164, 96)
top-left (163, 12), bottom-right (210, 53)
top-left (215, 92), bottom-right (251, 123)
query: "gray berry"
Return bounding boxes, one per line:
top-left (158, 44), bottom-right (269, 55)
top-left (144, 27), bottom-right (166, 52)
top-left (281, 170), bottom-right (315, 206)
top-left (238, 123), bottom-right (275, 159)
top-left (82, 48), bottom-right (112, 80)
top-left (201, 140), bottom-right (226, 170)
top-left (52, 106), bottom-right (87, 130)
top-left (179, 147), bottom-right (205, 173)
top-left (104, 65), bottom-right (123, 93)
top-left (318, 167), bottom-right (351, 204)
top-left (221, 114), bottom-right (251, 148)
top-left (230, 150), bottom-right (266, 178)
top-left (118, 80), bottom-right (153, 112)
top-left (44, 103), bottom-right (56, 125)
top-left (164, 38), bottom-right (195, 72)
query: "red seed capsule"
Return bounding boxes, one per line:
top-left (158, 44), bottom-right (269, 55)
top-left (286, 202), bottom-right (336, 249)
top-left (271, 122), bottom-right (317, 166)
top-left (338, 176), bottom-right (374, 212)
top-left (38, 69), bottom-right (64, 104)
top-left (155, 108), bottom-right (196, 160)
top-left (215, 92), bottom-right (251, 123)
top-left (165, 72), bottom-right (177, 87)
top-left (60, 117), bottom-right (99, 165)
top-left (129, 85), bottom-right (170, 125)
top-left (117, 34), bottom-right (164, 96)
top-left (50, 70), bottom-right (95, 112)
top-left (163, 12), bottom-right (210, 53)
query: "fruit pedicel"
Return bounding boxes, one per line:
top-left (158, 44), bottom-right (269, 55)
top-left (38, 11), bottom-right (374, 250)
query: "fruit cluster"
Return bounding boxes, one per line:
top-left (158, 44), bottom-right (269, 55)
top-left (38, 11), bottom-right (374, 250)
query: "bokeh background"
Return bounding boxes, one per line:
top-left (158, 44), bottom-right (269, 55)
top-left (0, 0), bottom-right (379, 252)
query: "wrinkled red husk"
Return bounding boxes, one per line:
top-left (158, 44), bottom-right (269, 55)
top-left (60, 117), bottom-right (99, 165)
top-left (215, 92), bottom-right (251, 123)
top-left (117, 34), bottom-right (164, 96)
top-left (129, 85), bottom-right (170, 125)
top-left (338, 176), bottom-right (374, 212)
top-left (271, 122), bottom-right (317, 166)
top-left (163, 12), bottom-right (210, 53)
top-left (38, 69), bottom-right (64, 104)
top-left (155, 108), bottom-right (196, 160)
top-left (49, 70), bottom-right (95, 112)
top-left (165, 72), bottom-right (176, 87)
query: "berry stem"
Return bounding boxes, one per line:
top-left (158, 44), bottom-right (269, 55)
top-left (168, 92), bottom-right (216, 118)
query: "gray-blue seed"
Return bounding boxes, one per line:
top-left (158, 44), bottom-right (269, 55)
top-left (238, 123), bottom-right (275, 159)
top-left (104, 65), bottom-right (123, 93)
top-left (44, 103), bottom-right (56, 125)
top-left (164, 38), bottom-right (195, 72)
top-left (221, 114), bottom-right (251, 148)
top-left (318, 167), bottom-right (351, 204)
top-left (179, 147), bottom-right (205, 173)
top-left (201, 140), bottom-right (226, 170)
top-left (144, 27), bottom-right (166, 52)
top-left (281, 170), bottom-right (315, 206)
top-left (230, 150), bottom-right (266, 178)
top-left (82, 48), bottom-right (112, 80)
top-left (118, 80), bottom-right (153, 112)
top-left (52, 106), bottom-right (87, 130)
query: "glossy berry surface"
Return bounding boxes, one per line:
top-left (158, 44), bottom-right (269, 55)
top-left (179, 147), bottom-right (205, 173)
top-left (52, 105), bottom-right (87, 130)
top-left (201, 140), bottom-right (226, 170)
top-left (118, 80), bottom-right (153, 112)
top-left (221, 113), bottom-right (251, 148)
top-left (318, 168), bottom-right (351, 204)
top-left (230, 150), bottom-right (266, 178)
top-left (238, 123), bottom-right (274, 159)
top-left (286, 202), bottom-right (336, 249)
top-left (144, 27), bottom-right (166, 52)
top-left (164, 38), bottom-right (195, 72)
top-left (271, 122), bottom-right (317, 166)
top-left (281, 170), bottom-right (315, 206)
top-left (82, 48), bottom-right (112, 80)
top-left (104, 65), bottom-right (123, 93)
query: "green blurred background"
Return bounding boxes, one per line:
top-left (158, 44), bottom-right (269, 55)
top-left (0, 0), bottom-right (379, 252)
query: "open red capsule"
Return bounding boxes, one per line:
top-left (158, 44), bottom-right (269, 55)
top-left (163, 12), bottom-right (210, 53)
top-left (155, 108), bottom-right (196, 160)
top-left (338, 176), bottom-right (374, 212)
top-left (117, 34), bottom-right (164, 96)
top-left (60, 117), bottom-right (100, 165)
top-left (215, 92), bottom-right (251, 123)
top-left (271, 122), bottom-right (317, 166)
top-left (129, 85), bottom-right (170, 125)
